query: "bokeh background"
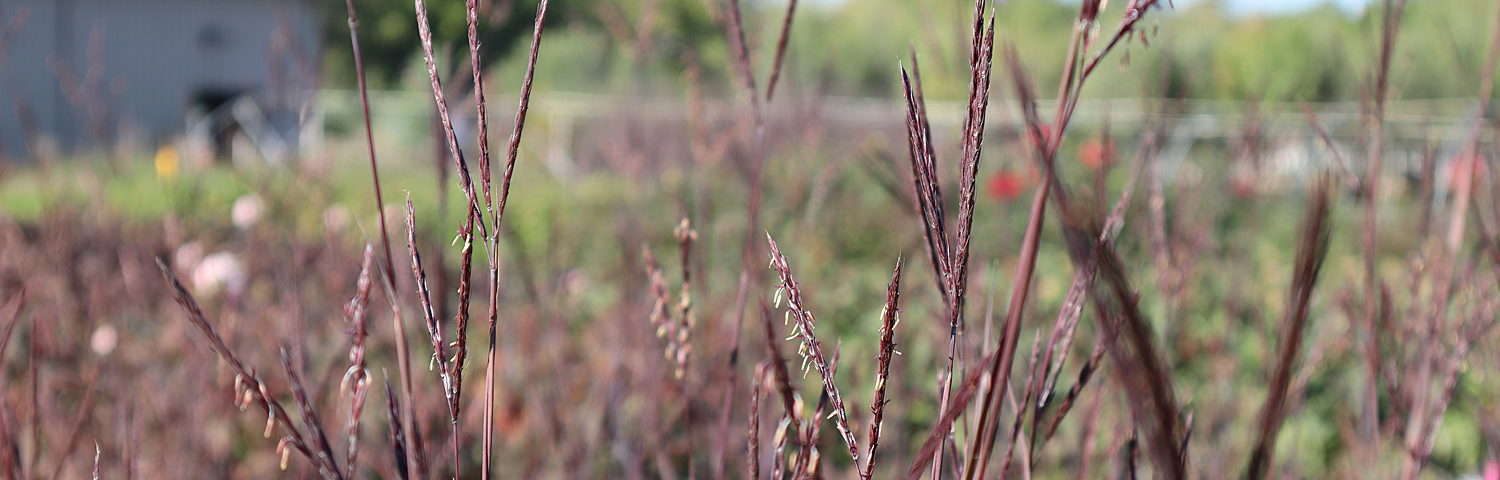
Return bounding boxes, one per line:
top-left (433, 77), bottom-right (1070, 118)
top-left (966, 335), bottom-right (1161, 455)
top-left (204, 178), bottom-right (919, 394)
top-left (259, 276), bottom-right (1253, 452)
top-left (0, 0), bottom-right (1498, 478)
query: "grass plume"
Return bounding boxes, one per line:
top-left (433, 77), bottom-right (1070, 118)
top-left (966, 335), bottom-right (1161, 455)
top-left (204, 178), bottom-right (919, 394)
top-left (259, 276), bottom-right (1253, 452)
top-left (862, 256), bottom-right (903, 479)
top-left (157, 258), bottom-right (346, 479)
top-left (766, 233), bottom-right (861, 465)
top-left (1244, 178), bottom-right (1333, 480)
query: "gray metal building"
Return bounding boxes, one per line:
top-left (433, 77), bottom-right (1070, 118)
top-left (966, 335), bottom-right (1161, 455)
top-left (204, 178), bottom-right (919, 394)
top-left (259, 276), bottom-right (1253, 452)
top-left (0, 0), bottom-right (321, 160)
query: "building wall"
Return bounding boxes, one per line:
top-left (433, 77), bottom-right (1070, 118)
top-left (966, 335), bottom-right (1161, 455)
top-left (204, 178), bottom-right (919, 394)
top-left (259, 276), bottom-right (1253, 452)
top-left (0, 0), bottom-right (321, 159)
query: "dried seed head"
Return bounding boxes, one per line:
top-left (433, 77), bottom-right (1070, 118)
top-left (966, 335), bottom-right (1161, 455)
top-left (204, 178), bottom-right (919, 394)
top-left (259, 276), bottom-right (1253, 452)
top-left (673, 219), bottom-right (697, 242)
top-left (276, 438), bottom-right (291, 470)
top-left (259, 382), bottom-right (275, 437)
top-left (774, 417), bottom-right (791, 445)
top-left (341, 366), bottom-right (364, 395)
top-left (239, 389), bottom-right (254, 411)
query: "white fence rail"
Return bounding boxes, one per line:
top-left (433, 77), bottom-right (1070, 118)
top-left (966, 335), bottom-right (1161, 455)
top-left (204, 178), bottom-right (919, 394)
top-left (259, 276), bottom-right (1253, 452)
top-left (311, 90), bottom-right (1494, 187)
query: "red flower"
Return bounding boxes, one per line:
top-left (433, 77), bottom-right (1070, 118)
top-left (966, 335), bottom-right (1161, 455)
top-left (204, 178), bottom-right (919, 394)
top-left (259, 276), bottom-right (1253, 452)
top-left (1079, 139), bottom-right (1115, 170)
top-left (1025, 122), bottom-right (1053, 151)
top-left (988, 170), bottom-right (1027, 201)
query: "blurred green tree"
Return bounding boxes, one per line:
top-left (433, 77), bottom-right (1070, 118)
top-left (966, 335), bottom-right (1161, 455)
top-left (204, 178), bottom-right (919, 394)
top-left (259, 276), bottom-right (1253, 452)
top-left (318, 0), bottom-right (1500, 102)
top-left (322, 0), bottom-right (581, 88)
top-left (322, 0), bottom-right (726, 92)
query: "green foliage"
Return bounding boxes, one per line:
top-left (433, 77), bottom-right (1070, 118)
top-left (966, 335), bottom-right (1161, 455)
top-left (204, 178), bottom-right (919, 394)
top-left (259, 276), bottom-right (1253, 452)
top-left (322, 0), bottom-right (578, 88)
top-left (319, 0), bottom-right (1500, 102)
top-left (321, 0), bottom-right (731, 93)
top-left (315, 0), bottom-right (1500, 103)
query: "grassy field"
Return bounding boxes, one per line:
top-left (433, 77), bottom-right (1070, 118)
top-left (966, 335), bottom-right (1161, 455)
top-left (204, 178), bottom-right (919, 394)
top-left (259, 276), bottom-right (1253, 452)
top-left (2, 0), bottom-right (1499, 479)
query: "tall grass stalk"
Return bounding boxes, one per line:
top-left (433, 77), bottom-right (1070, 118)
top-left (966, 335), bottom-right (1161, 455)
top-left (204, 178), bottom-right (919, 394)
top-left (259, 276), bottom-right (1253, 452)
top-left (157, 259), bottom-right (346, 479)
top-left (338, 2), bottom-right (422, 475)
top-left (340, 246), bottom-right (375, 479)
top-left (482, 0), bottom-right (548, 475)
top-left (764, 0), bottom-right (798, 102)
top-left (766, 234), bottom-right (861, 466)
top-left (1360, 0), bottom-right (1406, 449)
top-left (1244, 178), bottom-right (1332, 480)
top-left (721, 0), bottom-right (794, 475)
top-left (1398, 6), bottom-right (1500, 478)
top-left (862, 256), bottom-right (903, 479)
top-left (401, 191), bottom-right (459, 474)
top-left (933, 5), bottom-right (997, 476)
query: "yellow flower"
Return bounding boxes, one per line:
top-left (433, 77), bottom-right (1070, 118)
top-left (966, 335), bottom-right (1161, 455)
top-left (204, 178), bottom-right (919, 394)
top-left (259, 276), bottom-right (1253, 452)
top-left (154, 145), bottom-right (180, 182)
